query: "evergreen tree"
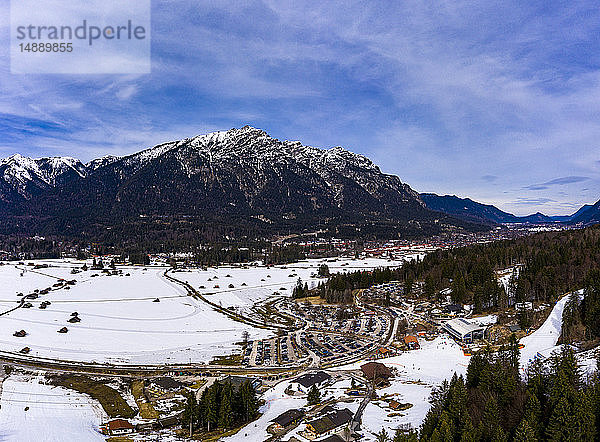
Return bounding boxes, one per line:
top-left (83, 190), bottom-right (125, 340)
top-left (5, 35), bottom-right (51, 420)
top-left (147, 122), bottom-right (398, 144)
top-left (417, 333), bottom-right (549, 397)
top-left (239, 380), bottom-right (258, 422)
top-left (307, 384), bottom-right (321, 405)
top-left (451, 275), bottom-right (467, 304)
top-left (513, 418), bottom-right (537, 442)
top-left (219, 382), bottom-right (234, 429)
top-left (393, 429), bottom-right (418, 442)
top-left (376, 428), bottom-right (390, 442)
top-left (181, 391), bottom-right (198, 436)
top-left (205, 381), bottom-right (221, 432)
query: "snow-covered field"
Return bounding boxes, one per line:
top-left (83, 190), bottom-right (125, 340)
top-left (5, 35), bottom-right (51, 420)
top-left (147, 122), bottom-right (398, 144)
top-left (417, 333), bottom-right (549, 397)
top-left (180, 257), bottom-right (410, 312)
top-left (0, 374), bottom-right (106, 441)
top-left (0, 257), bottom-right (407, 365)
top-left (0, 261), bottom-right (270, 364)
top-left (336, 336), bottom-right (469, 438)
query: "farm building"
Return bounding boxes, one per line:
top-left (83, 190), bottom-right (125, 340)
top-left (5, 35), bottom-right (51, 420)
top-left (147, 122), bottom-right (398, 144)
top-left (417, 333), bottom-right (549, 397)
top-left (67, 316), bottom-right (81, 323)
top-left (389, 400), bottom-right (401, 410)
top-left (442, 318), bottom-right (488, 343)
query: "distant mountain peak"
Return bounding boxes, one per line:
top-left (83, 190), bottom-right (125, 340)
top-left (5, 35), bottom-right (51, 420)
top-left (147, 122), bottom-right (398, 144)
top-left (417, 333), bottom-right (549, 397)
top-left (0, 154), bottom-right (86, 198)
top-left (421, 193), bottom-right (598, 226)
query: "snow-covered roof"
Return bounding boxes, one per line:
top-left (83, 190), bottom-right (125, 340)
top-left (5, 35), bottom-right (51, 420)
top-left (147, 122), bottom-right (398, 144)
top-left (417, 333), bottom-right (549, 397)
top-left (442, 318), bottom-right (486, 338)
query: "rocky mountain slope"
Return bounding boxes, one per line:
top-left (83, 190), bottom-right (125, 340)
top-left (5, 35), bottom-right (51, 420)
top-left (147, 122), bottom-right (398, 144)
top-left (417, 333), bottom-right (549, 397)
top-left (0, 126), bottom-right (484, 241)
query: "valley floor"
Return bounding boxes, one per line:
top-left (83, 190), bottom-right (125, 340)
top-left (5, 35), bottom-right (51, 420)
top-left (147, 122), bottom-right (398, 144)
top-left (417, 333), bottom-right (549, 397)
top-left (0, 257), bottom-right (407, 366)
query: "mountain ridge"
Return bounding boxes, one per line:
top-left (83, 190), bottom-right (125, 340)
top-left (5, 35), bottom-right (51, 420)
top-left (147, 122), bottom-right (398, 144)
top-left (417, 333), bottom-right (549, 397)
top-left (0, 126), bottom-right (486, 241)
top-left (421, 193), bottom-right (596, 225)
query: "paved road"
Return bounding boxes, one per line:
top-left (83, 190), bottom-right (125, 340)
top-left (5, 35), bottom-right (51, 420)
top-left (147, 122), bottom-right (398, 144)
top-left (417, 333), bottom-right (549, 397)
top-left (195, 376), bottom-right (217, 401)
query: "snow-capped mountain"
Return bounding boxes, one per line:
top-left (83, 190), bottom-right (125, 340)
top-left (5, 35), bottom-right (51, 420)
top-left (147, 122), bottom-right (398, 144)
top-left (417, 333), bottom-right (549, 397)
top-left (79, 126), bottom-right (427, 219)
top-left (0, 154), bottom-right (86, 201)
top-left (0, 126), bottom-right (483, 239)
top-left (86, 155), bottom-right (120, 171)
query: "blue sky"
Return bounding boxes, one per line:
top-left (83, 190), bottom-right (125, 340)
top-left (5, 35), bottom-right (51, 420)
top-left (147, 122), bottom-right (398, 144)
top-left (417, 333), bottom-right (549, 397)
top-left (1, 0), bottom-right (599, 216)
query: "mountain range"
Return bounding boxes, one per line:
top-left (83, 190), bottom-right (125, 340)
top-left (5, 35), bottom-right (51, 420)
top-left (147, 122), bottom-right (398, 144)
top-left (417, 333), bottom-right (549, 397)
top-left (0, 126), bottom-right (595, 244)
top-left (420, 193), bottom-right (600, 226)
top-left (0, 126), bottom-right (485, 243)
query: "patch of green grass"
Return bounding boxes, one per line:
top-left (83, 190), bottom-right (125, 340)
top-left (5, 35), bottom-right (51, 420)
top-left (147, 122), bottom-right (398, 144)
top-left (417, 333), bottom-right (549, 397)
top-left (131, 380), bottom-right (159, 419)
top-left (51, 375), bottom-right (135, 418)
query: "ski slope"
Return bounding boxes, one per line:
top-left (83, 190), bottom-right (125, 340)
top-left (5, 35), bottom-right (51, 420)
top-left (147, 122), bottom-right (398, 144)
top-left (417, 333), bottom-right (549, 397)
top-left (519, 292), bottom-right (575, 369)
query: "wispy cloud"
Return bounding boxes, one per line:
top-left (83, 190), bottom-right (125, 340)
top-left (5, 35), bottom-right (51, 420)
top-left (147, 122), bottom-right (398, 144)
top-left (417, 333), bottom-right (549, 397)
top-left (0, 0), bottom-right (599, 214)
top-left (481, 175), bottom-right (498, 183)
top-left (513, 197), bottom-right (555, 205)
top-left (524, 176), bottom-right (590, 190)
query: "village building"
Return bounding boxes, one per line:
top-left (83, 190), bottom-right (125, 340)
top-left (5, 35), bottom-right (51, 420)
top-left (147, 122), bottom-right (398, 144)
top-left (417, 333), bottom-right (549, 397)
top-left (290, 371), bottom-right (331, 393)
top-left (221, 375), bottom-right (262, 391)
top-left (403, 335), bottom-right (420, 350)
top-left (271, 408), bottom-right (305, 429)
top-left (150, 377), bottom-right (184, 392)
top-left (443, 304), bottom-right (464, 315)
top-left (373, 346), bottom-right (394, 358)
top-left (158, 414), bottom-right (180, 428)
top-left (305, 408), bottom-right (353, 439)
top-left (108, 419), bottom-right (134, 435)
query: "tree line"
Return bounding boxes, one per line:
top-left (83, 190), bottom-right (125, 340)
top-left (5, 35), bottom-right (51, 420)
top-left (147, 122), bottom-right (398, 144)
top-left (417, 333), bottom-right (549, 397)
top-left (387, 344), bottom-right (599, 441)
top-left (317, 225), bottom-right (600, 314)
top-left (561, 269), bottom-right (600, 346)
top-left (181, 379), bottom-right (259, 435)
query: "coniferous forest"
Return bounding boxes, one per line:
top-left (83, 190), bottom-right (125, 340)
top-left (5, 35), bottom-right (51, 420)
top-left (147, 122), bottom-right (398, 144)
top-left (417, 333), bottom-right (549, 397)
top-left (391, 345), bottom-right (599, 442)
top-left (317, 225), bottom-right (600, 314)
top-left (180, 379), bottom-right (258, 435)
